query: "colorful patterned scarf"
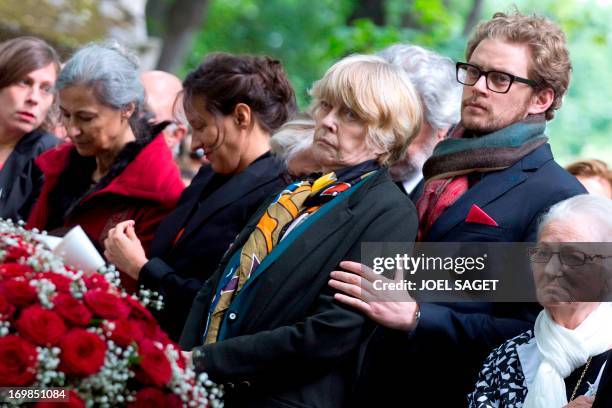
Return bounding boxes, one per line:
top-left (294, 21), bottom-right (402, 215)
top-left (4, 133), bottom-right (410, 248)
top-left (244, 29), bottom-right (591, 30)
top-left (203, 160), bottom-right (379, 344)
top-left (416, 114), bottom-right (548, 240)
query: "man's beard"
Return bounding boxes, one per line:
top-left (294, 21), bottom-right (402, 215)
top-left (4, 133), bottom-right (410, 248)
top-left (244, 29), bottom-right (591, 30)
top-left (390, 146), bottom-right (432, 182)
top-left (461, 99), bottom-right (531, 136)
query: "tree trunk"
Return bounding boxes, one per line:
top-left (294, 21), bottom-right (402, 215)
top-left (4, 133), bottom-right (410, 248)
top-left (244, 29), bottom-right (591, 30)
top-left (399, 0), bottom-right (420, 30)
top-left (155, 0), bottom-right (210, 73)
top-left (145, 0), bottom-right (167, 36)
top-left (463, 0), bottom-right (483, 37)
top-left (348, 0), bottom-right (386, 26)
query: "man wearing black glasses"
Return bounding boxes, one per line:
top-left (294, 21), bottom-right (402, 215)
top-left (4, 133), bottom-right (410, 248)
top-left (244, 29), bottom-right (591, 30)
top-left (332, 11), bottom-right (588, 408)
top-left (413, 14), bottom-right (586, 245)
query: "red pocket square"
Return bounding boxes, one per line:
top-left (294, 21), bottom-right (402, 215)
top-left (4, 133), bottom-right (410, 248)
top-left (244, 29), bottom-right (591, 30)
top-left (465, 204), bottom-right (499, 226)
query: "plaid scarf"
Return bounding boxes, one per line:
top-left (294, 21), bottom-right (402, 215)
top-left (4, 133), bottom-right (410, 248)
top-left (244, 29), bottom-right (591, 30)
top-left (203, 160), bottom-right (379, 344)
top-left (416, 114), bottom-right (548, 240)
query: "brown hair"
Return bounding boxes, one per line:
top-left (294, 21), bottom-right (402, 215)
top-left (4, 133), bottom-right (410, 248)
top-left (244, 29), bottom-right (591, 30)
top-left (0, 36), bottom-right (61, 89)
top-left (466, 11), bottom-right (571, 120)
top-left (566, 159), bottom-right (612, 185)
top-left (183, 53), bottom-right (297, 134)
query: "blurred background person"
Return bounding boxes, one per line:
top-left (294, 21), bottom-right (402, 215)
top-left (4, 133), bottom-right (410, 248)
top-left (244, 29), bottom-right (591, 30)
top-left (0, 37), bottom-right (61, 221)
top-left (44, 101), bottom-right (68, 141)
top-left (104, 53), bottom-right (296, 340)
top-left (270, 112), bottom-right (318, 177)
top-left (469, 194), bottom-right (612, 408)
top-left (566, 159), bottom-right (612, 198)
top-left (28, 42), bottom-right (183, 291)
top-left (140, 70), bottom-right (188, 157)
top-left (176, 138), bottom-right (208, 185)
top-left (378, 43), bottom-right (462, 198)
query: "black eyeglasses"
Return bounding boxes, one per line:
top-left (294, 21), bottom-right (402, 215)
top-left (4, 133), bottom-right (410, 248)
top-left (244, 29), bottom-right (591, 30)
top-left (528, 246), bottom-right (612, 267)
top-left (456, 62), bottom-right (537, 94)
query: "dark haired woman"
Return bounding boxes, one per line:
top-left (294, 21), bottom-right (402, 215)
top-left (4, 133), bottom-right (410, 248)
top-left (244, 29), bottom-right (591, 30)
top-left (0, 37), bottom-right (61, 221)
top-left (104, 53), bottom-right (297, 340)
top-left (27, 42), bottom-right (183, 291)
top-left (179, 54), bottom-right (421, 407)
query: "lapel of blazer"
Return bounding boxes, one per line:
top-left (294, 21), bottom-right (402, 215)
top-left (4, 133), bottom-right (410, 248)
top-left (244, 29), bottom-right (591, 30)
top-left (174, 155), bottom-right (283, 248)
top-left (151, 166), bottom-right (215, 255)
top-left (424, 144), bottom-right (552, 241)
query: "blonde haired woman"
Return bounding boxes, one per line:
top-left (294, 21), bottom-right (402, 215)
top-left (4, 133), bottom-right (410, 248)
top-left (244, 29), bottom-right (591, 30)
top-left (180, 54), bottom-right (422, 408)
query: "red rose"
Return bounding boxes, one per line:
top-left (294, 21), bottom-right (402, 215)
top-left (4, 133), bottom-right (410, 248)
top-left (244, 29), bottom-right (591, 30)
top-left (41, 273), bottom-right (73, 293)
top-left (0, 293), bottom-right (16, 320)
top-left (5, 244), bottom-right (31, 262)
top-left (53, 294), bottom-right (93, 326)
top-left (124, 297), bottom-right (167, 343)
top-left (59, 329), bottom-right (106, 377)
top-left (165, 394), bottom-right (183, 408)
top-left (107, 319), bottom-right (143, 347)
top-left (135, 340), bottom-right (172, 387)
top-left (0, 335), bottom-right (38, 386)
top-left (125, 296), bottom-right (155, 322)
top-left (35, 390), bottom-right (85, 408)
top-left (82, 274), bottom-right (110, 291)
top-left (0, 263), bottom-right (34, 280)
top-left (1, 277), bottom-right (37, 306)
top-left (17, 304), bottom-right (67, 346)
top-left (84, 290), bottom-right (130, 320)
top-left (128, 388), bottom-right (182, 408)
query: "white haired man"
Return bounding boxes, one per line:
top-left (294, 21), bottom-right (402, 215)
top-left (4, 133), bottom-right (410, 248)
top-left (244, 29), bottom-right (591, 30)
top-left (379, 44), bottom-right (462, 198)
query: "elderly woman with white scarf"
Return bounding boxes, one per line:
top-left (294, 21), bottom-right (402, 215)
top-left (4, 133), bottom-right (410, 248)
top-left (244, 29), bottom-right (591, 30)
top-left (468, 194), bottom-right (612, 408)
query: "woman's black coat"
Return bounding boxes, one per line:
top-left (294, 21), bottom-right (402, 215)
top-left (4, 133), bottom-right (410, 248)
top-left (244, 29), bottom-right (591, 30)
top-left (139, 154), bottom-right (287, 341)
top-left (180, 169), bottom-right (418, 408)
top-left (0, 130), bottom-right (58, 221)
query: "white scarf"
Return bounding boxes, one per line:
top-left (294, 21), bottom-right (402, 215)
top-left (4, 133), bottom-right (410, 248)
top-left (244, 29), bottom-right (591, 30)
top-left (523, 302), bottom-right (612, 408)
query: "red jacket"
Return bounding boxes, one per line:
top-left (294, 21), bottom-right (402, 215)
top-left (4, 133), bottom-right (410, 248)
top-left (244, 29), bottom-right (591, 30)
top-left (28, 135), bottom-right (184, 290)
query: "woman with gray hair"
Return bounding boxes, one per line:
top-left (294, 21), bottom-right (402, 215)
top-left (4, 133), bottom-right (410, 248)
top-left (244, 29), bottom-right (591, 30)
top-left (469, 194), bottom-right (612, 408)
top-left (378, 44), bottom-right (462, 193)
top-left (28, 42), bottom-right (183, 291)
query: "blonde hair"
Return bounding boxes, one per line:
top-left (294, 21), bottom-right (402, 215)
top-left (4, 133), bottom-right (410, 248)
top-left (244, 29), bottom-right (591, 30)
top-left (466, 11), bottom-right (571, 121)
top-left (309, 54), bottom-right (422, 166)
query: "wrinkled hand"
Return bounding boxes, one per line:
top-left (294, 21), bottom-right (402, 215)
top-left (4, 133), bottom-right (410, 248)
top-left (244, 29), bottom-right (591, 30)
top-left (328, 260), bottom-right (419, 332)
top-left (563, 396), bottom-right (594, 408)
top-left (103, 220), bottom-right (148, 280)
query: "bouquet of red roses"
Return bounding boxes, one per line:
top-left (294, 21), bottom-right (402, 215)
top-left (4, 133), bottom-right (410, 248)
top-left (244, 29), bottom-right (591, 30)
top-left (0, 219), bottom-right (223, 407)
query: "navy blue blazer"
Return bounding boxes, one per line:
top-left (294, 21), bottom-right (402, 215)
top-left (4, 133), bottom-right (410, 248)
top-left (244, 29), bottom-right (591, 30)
top-left (354, 143), bottom-right (587, 407)
top-left (422, 143), bottom-right (586, 243)
top-left (139, 153), bottom-right (287, 341)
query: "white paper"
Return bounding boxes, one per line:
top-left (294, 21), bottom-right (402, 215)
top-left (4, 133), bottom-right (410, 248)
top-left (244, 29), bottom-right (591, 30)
top-left (51, 226), bottom-right (105, 275)
top-left (36, 234), bottom-right (62, 251)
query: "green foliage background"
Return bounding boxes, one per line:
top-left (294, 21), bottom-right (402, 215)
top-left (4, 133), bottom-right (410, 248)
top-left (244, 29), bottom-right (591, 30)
top-left (183, 0), bottom-right (612, 165)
